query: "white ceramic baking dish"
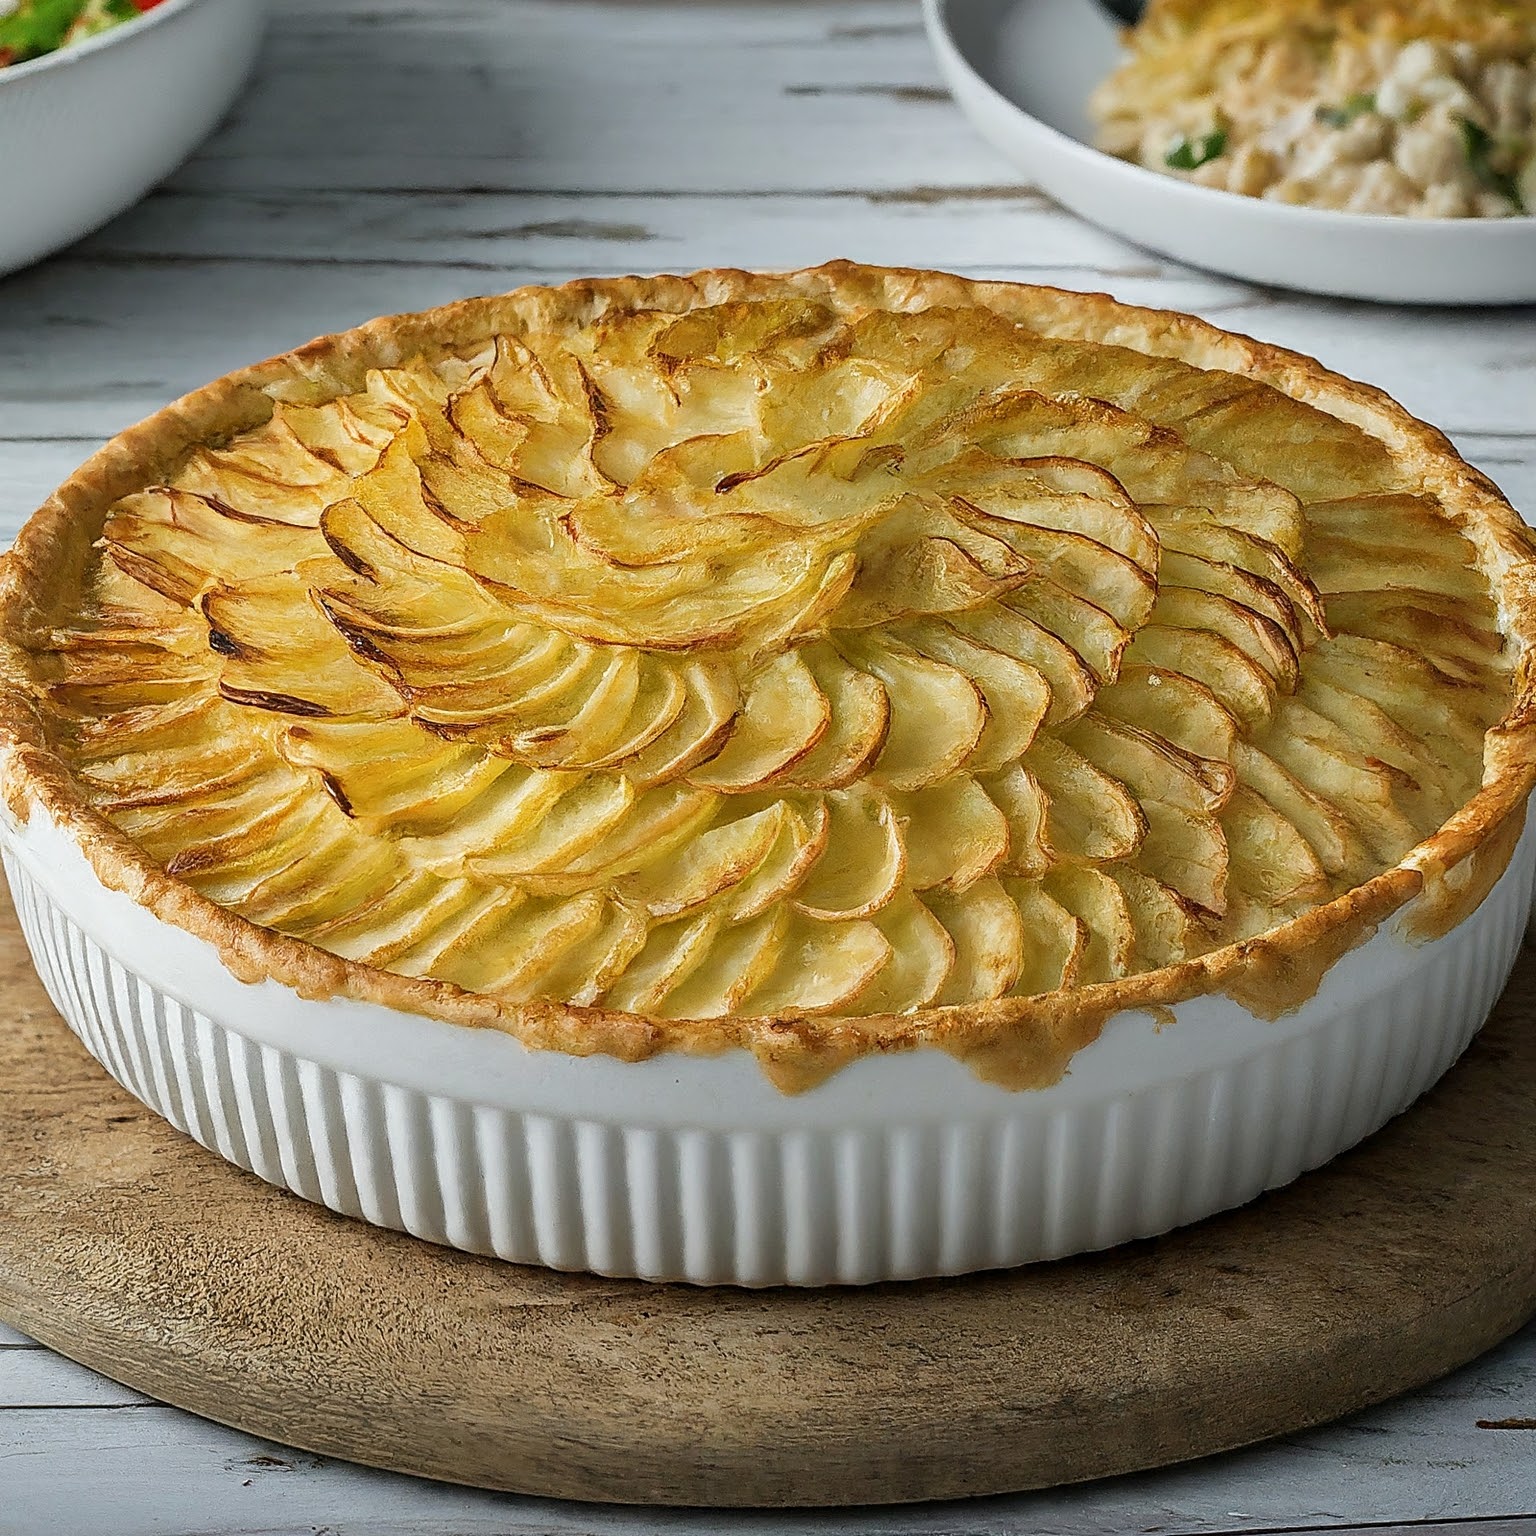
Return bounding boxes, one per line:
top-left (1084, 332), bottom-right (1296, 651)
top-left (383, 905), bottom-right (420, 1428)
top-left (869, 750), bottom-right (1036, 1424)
top-left (5, 787), bottom-right (1530, 1287)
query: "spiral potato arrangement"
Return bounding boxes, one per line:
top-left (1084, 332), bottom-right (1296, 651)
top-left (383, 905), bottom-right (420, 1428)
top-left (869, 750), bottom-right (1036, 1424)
top-left (34, 280), bottom-right (1509, 1028)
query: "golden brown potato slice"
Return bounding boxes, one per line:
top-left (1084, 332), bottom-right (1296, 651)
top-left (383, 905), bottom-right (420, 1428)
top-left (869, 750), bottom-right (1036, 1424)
top-left (1007, 580), bottom-right (1130, 685)
top-left (919, 448), bottom-right (1158, 571)
top-left (1044, 865), bottom-right (1135, 984)
top-left (950, 604), bottom-right (1097, 724)
top-left (81, 723), bottom-right (266, 810)
top-left (1127, 625), bottom-right (1277, 731)
top-left (773, 641), bottom-right (889, 790)
top-left (1001, 879), bottom-right (1087, 996)
top-left (856, 894), bottom-right (957, 1014)
top-left (843, 634), bottom-right (987, 791)
top-left (1311, 635), bottom-right (1506, 750)
top-left (105, 488), bottom-right (323, 606)
top-left (1221, 787), bottom-right (1333, 923)
top-left (1092, 664), bottom-right (1239, 763)
top-left (983, 763), bottom-right (1053, 879)
top-left (562, 784), bottom-right (722, 884)
top-left (928, 877), bottom-right (1028, 1004)
top-left (1106, 866), bottom-right (1215, 969)
top-left (467, 775), bottom-right (637, 878)
top-left (368, 882), bottom-right (524, 976)
top-left (174, 411), bottom-right (358, 526)
top-left (602, 910), bottom-right (725, 1014)
top-left (892, 777), bottom-right (1009, 893)
top-left (626, 662), bottom-right (742, 788)
top-left (236, 821), bottom-right (406, 933)
top-left (957, 502), bottom-right (1158, 631)
top-left (1322, 590), bottom-right (1502, 685)
top-left (1064, 711), bottom-right (1234, 816)
top-left (741, 913), bottom-right (893, 1016)
top-left (1150, 587), bottom-right (1297, 692)
top-left (275, 396), bottom-right (401, 478)
top-left (1149, 506), bottom-right (1326, 635)
top-left (533, 903), bottom-right (652, 1008)
top-left (1233, 741), bottom-right (1372, 882)
top-left (394, 769), bottom-right (572, 875)
top-left (1295, 673), bottom-right (1469, 825)
top-left (432, 891), bottom-right (612, 999)
top-left (655, 909), bottom-right (791, 1020)
top-left (160, 780), bottom-right (334, 897)
top-left (897, 619), bottom-right (1050, 773)
top-left (279, 719), bottom-right (508, 832)
top-left (66, 691), bottom-right (233, 767)
top-left (838, 498), bottom-right (1029, 629)
top-left (1027, 735), bottom-right (1146, 863)
top-left (1256, 697), bottom-right (1420, 866)
top-left (1305, 496), bottom-right (1489, 601)
top-left (505, 650), bottom-right (645, 769)
top-left (927, 387), bottom-right (1303, 557)
top-left (1158, 549), bottom-right (1302, 657)
top-left (1138, 798), bottom-right (1229, 915)
top-left (793, 784), bottom-right (906, 920)
top-left (413, 643), bottom-right (611, 741)
top-left (689, 651), bottom-right (830, 792)
top-left (621, 802), bottom-right (791, 918)
top-left (201, 579), bottom-right (404, 723)
top-left (568, 658), bottom-right (689, 771)
top-left (348, 423), bottom-right (473, 562)
top-left (722, 799), bottom-right (828, 920)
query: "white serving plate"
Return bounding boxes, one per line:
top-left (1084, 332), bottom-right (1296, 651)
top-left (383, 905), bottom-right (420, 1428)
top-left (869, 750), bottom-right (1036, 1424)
top-left (924, 0), bottom-right (1536, 305)
top-left (0, 0), bottom-right (265, 278)
top-left (4, 788), bottom-right (1531, 1287)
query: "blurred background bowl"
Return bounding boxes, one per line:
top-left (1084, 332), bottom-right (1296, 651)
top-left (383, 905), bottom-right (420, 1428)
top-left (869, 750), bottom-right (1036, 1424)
top-left (0, 0), bottom-right (266, 278)
top-left (925, 0), bottom-right (1536, 305)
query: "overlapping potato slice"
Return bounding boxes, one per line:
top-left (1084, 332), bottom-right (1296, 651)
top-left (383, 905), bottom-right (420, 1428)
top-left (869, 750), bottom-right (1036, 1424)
top-left (842, 633), bottom-right (986, 791)
top-left (38, 278), bottom-right (1511, 1031)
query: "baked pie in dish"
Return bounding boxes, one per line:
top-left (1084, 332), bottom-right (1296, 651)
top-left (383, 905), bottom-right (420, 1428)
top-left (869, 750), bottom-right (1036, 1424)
top-left (2, 263), bottom-right (1534, 1284)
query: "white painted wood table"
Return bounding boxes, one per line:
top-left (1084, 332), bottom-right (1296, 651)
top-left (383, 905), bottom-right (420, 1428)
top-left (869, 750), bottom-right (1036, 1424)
top-left (2, 3), bottom-right (1535, 1531)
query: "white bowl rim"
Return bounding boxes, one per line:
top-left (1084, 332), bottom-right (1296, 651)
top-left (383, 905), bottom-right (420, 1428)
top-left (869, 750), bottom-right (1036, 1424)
top-left (0, 0), bottom-right (208, 88)
top-left (926, 0), bottom-right (1536, 231)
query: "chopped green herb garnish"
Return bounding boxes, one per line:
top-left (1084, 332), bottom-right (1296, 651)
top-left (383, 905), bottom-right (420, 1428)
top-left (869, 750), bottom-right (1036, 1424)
top-left (1316, 92), bottom-right (1376, 128)
top-left (1164, 129), bottom-right (1228, 170)
top-left (1457, 116), bottom-right (1527, 213)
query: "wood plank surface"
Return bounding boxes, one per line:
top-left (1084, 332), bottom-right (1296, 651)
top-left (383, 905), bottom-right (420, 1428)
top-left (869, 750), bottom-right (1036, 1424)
top-left (1, 195), bottom-right (1531, 440)
top-left (2, 1333), bottom-right (1536, 1534)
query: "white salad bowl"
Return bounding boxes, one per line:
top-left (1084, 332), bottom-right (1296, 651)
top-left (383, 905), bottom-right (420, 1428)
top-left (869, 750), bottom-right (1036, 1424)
top-left (924, 0), bottom-right (1536, 305)
top-left (0, 0), bottom-right (265, 277)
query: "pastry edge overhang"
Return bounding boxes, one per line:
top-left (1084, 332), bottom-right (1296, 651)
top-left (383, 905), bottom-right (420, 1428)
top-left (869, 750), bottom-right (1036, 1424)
top-left (1, 261), bottom-right (1534, 1095)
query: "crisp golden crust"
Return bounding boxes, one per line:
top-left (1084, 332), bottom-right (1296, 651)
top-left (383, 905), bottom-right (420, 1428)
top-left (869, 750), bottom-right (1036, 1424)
top-left (1, 263), bottom-right (1534, 1094)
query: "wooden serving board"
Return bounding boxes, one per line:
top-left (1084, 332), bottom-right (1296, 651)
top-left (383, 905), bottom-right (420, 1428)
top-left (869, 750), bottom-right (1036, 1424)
top-left (2, 891), bottom-right (1535, 1510)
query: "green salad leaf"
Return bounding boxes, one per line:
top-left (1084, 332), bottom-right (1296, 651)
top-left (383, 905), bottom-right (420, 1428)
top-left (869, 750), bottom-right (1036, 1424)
top-left (1164, 130), bottom-right (1228, 170)
top-left (0, 0), bottom-right (138, 66)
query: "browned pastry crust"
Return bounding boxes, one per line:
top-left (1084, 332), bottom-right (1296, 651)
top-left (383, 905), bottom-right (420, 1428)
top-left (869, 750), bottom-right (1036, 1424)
top-left (2, 262), bottom-right (1533, 1093)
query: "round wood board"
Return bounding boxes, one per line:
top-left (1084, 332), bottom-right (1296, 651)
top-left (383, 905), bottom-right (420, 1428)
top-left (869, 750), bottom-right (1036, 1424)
top-left (3, 892), bottom-right (1536, 1509)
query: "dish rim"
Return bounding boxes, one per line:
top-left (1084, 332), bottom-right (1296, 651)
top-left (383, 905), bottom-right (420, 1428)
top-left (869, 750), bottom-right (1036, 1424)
top-left (925, 0), bottom-right (1536, 231)
top-left (2, 260), bottom-right (1534, 1092)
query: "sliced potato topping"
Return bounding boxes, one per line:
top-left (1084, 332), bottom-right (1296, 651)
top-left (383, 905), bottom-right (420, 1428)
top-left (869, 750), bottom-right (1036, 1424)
top-left (38, 289), bottom-right (1510, 1023)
